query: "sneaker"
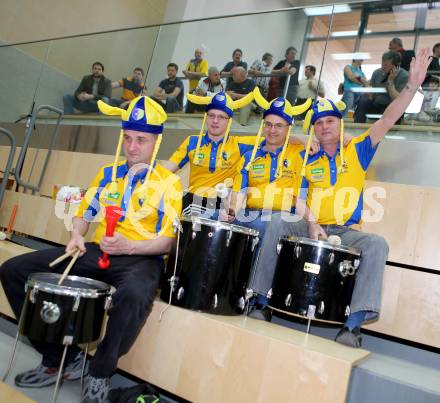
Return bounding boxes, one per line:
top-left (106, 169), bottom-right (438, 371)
top-left (15, 364), bottom-right (59, 388)
top-left (81, 375), bottom-right (110, 403)
top-left (65, 351), bottom-right (87, 381)
top-left (335, 326), bottom-right (362, 348)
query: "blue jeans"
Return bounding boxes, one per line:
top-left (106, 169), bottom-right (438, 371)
top-left (63, 94), bottom-right (110, 114)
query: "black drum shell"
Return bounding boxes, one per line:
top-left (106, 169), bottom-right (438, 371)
top-left (20, 275), bottom-right (112, 345)
top-left (160, 218), bottom-right (258, 315)
top-left (270, 237), bottom-right (360, 323)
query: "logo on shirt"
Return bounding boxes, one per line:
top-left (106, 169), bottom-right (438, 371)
top-left (311, 168), bottom-right (324, 175)
top-left (310, 167), bottom-right (324, 182)
top-left (252, 163), bottom-right (265, 170)
top-left (131, 107), bottom-right (145, 121)
top-left (222, 152), bottom-right (229, 161)
top-left (196, 152), bottom-right (205, 160)
top-left (107, 192), bottom-right (120, 199)
top-left (283, 159), bottom-right (289, 168)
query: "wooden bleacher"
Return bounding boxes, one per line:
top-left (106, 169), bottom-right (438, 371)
top-left (0, 146), bottom-right (439, 401)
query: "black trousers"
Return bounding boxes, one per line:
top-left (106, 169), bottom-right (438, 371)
top-left (0, 243), bottom-right (162, 378)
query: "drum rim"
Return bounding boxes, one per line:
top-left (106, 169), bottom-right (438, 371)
top-left (180, 215), bottom-right (259, 236)
top-left (281, 236), bottom-right (361, 256)
top-left (27, 273), bottom-right (115, 299)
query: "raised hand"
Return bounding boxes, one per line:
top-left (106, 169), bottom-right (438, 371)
top-left (408, 48), bottom-right (432, 88)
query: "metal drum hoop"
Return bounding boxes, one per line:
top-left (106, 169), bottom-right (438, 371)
top-left (280, 236), bottom-right (361, 257)
top-left (181, 215), bottom-right (259, 237)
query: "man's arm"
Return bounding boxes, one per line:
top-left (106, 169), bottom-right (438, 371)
top-left (370, 48), bottom-right (431, 146)
top-left (153, 86), bottom-right (165, 99)
top-left (100, 233), bottom-right (174, 255)
top-left (111, 80), bottom-right (122, 89)
top-left (160, 160), bottom-right (178, 172)
top-left (169, 85), bottom-right (182, 98)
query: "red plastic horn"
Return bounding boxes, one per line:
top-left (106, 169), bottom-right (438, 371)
top-left (98, 205), bottom-right (123, 269)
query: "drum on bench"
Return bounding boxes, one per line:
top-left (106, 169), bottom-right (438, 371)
top-left (160, 215), bottom-right (259, 315)
top-left (20, 273), bottom-right (114, 345)
top-left (269, 236), bottom-right (361, 323)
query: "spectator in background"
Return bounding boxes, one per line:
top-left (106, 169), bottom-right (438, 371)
top-left (272, 46), bottom-right (300, 104)
top-left (226, 66), bottom-right (255, 125)
top-left (183, 48), bottom-right (209, 94)
top-left (152, 63), bottom-right (184, 113)
top-left (186, 66), bottom-right (226, 113)
top-left (295, 65), bottom-right (325, 120)
top-left (249, 52), bottom-right (273, 101)
top-left (388, 37), bottom-right (415, 71)
top-left (428, 43), bottom-right (440, 74)
top-left (63, 62), bottom-right (111, 114)
top-left (221, 49), bottom-right (248, 85)
top-left (354, 51), bottom-right (408, 123)
top-left (341, 58), bottom-right (368, 117)
top-left (111, 67), bottom-right (146, 109)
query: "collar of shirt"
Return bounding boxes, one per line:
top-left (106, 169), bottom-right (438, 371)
top-left (258, 140), bottom-right (283, 158)
top-left (202, 132), bottom-right (225, 147)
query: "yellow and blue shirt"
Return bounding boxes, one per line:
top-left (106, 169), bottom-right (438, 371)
top-left (186, 59), bottom-right (209, 91)
top-left (233, 141), bottom-right (303, 211)
top-left (76, 161), bottom-right (182, 243)
top-left (169, 133), bottom-right (260, 198)
top-left (299, 130), bottom-right (378, 226)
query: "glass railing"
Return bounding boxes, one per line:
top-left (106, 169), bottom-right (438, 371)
top-left (1, 0), bottom-right (440, 134)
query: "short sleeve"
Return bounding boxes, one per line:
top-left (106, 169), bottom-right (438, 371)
top-left (169, 136), bottom-right (191, 169)
top-left (158, 175), bottom-right (182, 238)
top-left (232, 155), bottom-right (249, 193)
top-left (353, 130), bottom-right (379, 171)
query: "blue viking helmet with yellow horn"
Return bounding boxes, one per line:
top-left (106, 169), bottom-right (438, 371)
top-left (186, 91), bottom-right (255, 165)
top-left (97, 96), bottom-right (167, 191)
top-left (245, 87), bottom-right (312, 177)
top-left (300, 98), bottom-right (347, 178)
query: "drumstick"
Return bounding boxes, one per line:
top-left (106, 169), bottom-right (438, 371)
top-left (58, 249), bottom-right (81, 285)
top-left (49, 249), bottom-right (77, 268)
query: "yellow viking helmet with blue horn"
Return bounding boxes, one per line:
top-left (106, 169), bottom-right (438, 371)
top-left (246, 87), bottom-right (312, 178)
top-left (301, 98), bottom-right (346, 177)
top-left (186, 91), bottom-right (254, 166)
top-left (97, 96), bottom-right (167, 193)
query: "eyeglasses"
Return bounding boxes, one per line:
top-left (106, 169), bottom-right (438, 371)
top-left (263, 121), bottom-right (289, 130)
top-left (207, 113), bottom-right (229, 121)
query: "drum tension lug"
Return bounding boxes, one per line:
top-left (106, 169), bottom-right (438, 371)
top-left (212, 294), bottom-right (218, 309)
top-left (245, 288), bottom-right (254, 300)
top-left (251, 236), bottom-right (259, 252)
top-left (72, 295), bottom-right (81, 312)
top-left (30, 286), bottom-right (39, 304)
top-left (267, 288), bottom-right (273, 299)
top-left (285, 293), bottom-right (292, 307)
top-left (226, 230), bottom-right (232, 247)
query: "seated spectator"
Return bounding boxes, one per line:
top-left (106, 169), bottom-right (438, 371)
top-left (183, 48), bottom-right (209, 95)
top-left (272, 46), bottom-right (300, 104)
top-left (354, 51), bottom-right (408, 124)
top-left (63, 62), bottom-right (111, 114)
top-left (417, 75), bottom-right (440, 122)
top-left (111, 67), bottom-right (146, 109)
top-left (249, 52), bottom-right (273, 101)
top-left (186, 67), bottom-right (226, 113)
top-left (341, 58), bottom-right (368, 117)
top-left (226, 66), bottom-right (255, 125)
top-left (152, 63), bottom-right (184, 113)
top-left (221, 49), bottom-right (248, 86)
top-left (429, 43), bottom-right (440, 73)
top-left (296, 65), bottom-right (325, 119)
top-left (388, 37), bottom-right (415, 71)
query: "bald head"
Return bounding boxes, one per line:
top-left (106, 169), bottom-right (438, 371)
top-left (232, 66), bottom-right (247, 83)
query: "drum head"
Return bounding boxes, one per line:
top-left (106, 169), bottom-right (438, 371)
top-left (180, 215), bottom-right (259, 236)
top-left (27, 273), bottom-right (113, 298)
top-left (281, 236), bottom-right (360, 256)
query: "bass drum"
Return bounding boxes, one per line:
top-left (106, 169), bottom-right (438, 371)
top-left (269, 236), bottom-right (361, 323)
top-left (160, 215), bottom-right (259, 315)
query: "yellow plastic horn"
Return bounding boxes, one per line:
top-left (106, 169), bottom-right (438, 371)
top-left (97, 100), bottom-right (127, 119)
top-left (302, 109), bottom-right (313, 133)
top-left (275, 124), bottom-right (292, 178)
top-left (245, 120), bottom-right (265, 171)
top-left (289, 98), bottom-right (313, 116)
top-left (217, 117), bottom-right (233, 168)
top-left (186, 93), bottom-right (212, 105)
top-left (252, 87), bottom-right (270, 110)
top-left (300, 125), bottom-right (315, 177)
top-left (232, 91), bottom-right (255, 109)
